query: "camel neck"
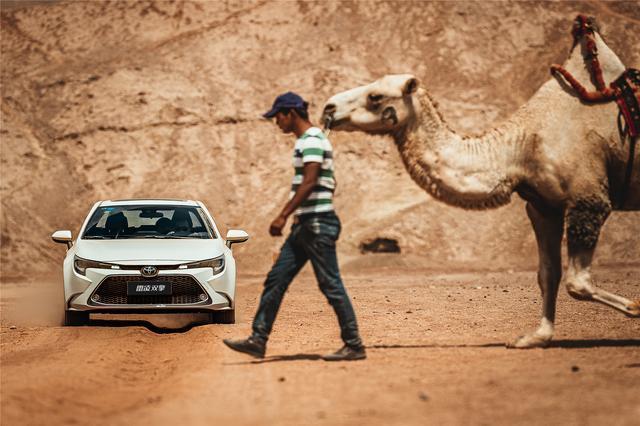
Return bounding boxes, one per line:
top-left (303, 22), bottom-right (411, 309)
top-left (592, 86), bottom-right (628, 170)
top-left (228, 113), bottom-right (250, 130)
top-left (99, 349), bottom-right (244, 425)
top-left (392, 90), bottom-right (526, 209)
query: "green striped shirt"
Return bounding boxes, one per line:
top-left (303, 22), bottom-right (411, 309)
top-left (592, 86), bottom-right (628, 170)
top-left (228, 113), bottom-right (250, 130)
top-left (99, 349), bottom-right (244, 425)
top-left (291, 127), bottom-right (335, 216)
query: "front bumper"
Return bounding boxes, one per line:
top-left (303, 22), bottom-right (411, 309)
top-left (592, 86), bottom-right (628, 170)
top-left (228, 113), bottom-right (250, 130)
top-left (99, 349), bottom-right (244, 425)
top-left (64, 264), bottom-right (235, 313)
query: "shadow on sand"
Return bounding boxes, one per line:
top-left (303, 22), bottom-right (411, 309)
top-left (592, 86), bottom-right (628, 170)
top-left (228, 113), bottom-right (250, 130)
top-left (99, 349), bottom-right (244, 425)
top-left (372, 339), bottom-right (640, 350)
top-left (80, 318), bottom-right (640, 357)
top-left (547, 339), bottom-right (640, 348)
top-left (86, 318), bottom-right (210, 334)
top-left (225, 339), bottom-right (640, 365)
top-left (81, 317), bottom-right (640, 351)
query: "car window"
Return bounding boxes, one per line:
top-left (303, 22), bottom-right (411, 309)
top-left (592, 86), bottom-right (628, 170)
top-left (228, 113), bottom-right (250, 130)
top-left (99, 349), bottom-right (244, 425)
top-left (82, 205), bottom-right (217, 239)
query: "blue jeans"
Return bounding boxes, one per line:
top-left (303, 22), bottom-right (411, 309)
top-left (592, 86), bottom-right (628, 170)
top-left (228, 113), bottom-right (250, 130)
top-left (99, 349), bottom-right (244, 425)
top-left (251, 212), bottom-right (363, 348)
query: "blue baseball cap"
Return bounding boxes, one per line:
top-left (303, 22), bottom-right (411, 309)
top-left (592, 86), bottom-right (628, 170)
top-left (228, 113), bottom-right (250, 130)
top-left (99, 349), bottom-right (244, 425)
top-left (263, 92), bottom-right (309, 118)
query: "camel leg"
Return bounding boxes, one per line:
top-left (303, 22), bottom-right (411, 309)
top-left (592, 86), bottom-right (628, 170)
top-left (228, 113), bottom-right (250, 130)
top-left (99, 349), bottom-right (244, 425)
top-left (508, 203), bottom-right (564, 349)
top-left (565, 198), bottom-right (640, 316)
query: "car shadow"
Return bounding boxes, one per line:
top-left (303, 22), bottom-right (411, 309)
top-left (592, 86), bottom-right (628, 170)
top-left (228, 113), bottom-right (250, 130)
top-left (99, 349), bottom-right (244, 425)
top-left (87, 318), bottom-right (210, 334)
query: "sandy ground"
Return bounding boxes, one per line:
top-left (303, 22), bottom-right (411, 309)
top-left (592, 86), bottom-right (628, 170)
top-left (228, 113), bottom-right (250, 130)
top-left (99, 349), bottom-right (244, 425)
top-left (2, 266), bottom-right (639, 426)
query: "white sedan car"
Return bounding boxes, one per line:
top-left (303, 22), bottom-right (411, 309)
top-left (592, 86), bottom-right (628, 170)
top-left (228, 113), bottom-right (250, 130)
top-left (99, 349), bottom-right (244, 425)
top-left (51, 199), bottom-right (249, 326)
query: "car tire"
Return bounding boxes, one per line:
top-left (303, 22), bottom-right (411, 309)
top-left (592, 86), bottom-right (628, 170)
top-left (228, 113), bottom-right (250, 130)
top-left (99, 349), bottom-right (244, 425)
top-left (209, 310), bottom-right (235, 324)
top-left (64, 310), bottom-right (90, 326)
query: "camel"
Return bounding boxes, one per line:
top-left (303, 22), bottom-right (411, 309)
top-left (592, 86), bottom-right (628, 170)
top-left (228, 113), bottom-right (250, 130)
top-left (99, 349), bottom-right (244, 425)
top-left (321, 17), bottom-right (639, 348)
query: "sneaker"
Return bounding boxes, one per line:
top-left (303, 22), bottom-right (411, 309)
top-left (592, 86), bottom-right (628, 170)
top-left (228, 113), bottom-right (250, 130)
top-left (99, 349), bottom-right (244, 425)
top-left (223, 337), bottom-right (266, 359)
top-left (322, 345), bottom-right (366, 361)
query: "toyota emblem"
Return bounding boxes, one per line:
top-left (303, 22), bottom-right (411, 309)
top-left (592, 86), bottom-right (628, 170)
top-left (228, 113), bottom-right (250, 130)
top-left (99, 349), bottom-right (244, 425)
top-left (141, 266), bottom-right (158, 277)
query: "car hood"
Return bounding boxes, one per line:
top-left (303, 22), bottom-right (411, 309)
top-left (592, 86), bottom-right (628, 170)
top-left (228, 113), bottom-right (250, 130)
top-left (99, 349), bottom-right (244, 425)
top-left (75, 239), bottom-right (225, 264)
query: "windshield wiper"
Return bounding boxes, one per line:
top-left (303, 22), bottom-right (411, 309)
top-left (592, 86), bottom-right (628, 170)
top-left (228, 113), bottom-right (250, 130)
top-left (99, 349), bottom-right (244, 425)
top-left (83, 236), bottom-right (110, 239)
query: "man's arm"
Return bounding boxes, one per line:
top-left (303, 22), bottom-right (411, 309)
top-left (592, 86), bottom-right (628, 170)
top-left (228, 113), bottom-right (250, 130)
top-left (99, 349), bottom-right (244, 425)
top-left (269, 162), bottom-right (320, 236)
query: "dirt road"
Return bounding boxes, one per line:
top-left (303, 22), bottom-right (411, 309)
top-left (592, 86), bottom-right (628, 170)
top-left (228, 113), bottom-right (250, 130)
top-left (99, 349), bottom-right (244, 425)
top-left (2, 267), bottom-right (639, 426)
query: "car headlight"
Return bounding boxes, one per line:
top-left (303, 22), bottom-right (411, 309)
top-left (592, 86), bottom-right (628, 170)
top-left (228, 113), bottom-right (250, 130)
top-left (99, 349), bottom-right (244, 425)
top-left (74, 256), bottom-right (117, 276)
top-left (183, 255), bottom-right (225, 273)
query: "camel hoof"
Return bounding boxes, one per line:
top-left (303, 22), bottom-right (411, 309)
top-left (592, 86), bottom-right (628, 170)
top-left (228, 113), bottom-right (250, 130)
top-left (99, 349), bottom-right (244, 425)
top-left (624, 300), bottom-right (640, 318)
top-left (506, 333), bottom-right (551, 349)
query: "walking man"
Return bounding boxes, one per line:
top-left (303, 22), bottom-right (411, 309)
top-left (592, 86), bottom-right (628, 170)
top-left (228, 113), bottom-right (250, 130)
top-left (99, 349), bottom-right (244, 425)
top-left (223, 92), bottom-right (366, 361)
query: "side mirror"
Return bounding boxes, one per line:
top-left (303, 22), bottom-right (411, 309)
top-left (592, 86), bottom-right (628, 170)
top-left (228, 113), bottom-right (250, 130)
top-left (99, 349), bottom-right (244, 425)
top-left (226, 229), bottom-right (249, 248)
top-left (52, 230), bottom-right (73, 249)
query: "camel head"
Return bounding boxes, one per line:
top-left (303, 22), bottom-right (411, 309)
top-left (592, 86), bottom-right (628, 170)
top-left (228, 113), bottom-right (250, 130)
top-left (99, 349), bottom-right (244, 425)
top-left (570, 14), bottom-right (600, 48)
top-left (321, 74), bottom-right (419, 135)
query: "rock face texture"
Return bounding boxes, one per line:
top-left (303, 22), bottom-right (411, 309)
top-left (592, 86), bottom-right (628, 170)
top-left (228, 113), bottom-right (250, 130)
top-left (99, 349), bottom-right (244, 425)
top-left (1, 1), bottom-right (639, 278)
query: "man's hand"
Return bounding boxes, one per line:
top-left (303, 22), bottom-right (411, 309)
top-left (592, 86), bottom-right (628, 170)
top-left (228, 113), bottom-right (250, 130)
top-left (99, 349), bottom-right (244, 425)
top-left (269, 215), bottom-right (287, 236)
top-left (270, 162), bottom-right (320, 237)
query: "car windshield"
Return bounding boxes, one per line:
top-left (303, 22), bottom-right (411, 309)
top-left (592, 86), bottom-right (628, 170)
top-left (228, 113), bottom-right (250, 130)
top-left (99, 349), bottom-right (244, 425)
top-left (82, 205), bottom-right (216, 239)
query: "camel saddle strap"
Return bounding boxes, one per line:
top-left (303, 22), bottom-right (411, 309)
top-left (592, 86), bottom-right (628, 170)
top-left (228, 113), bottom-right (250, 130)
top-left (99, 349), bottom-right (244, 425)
top-left (556, 15), bottom-right (638, 207)
top-left (612, 68), bottom-right (639, 208)
top-left (612, 68), bottom-right (640, 139)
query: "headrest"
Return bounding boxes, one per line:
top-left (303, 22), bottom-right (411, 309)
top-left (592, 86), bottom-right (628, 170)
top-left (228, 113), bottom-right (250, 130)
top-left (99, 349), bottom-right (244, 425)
top-left (105, 212), bottom-right (128, 231)
top-left (171, 210), bottom-right (192, 231)
top-left (156, 217), bottom-right (172, 234)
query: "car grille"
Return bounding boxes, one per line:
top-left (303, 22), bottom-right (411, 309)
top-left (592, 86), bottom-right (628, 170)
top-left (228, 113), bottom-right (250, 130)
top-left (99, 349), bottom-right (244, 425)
top-left (91, 275), bottom-right (208, 305)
